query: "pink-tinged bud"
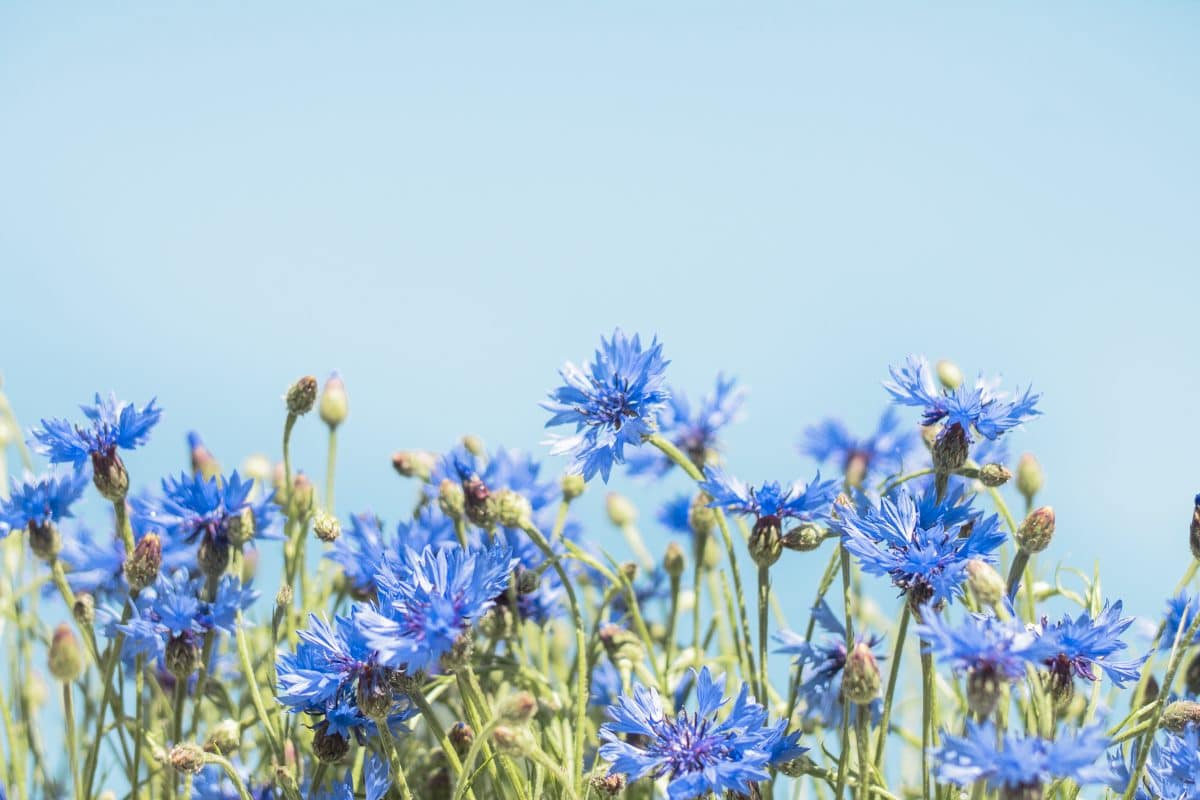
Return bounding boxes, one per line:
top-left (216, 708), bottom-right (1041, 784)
top-left (168, 743), bottom-right (206, 775)
top-left (318, 372), bottom-right (349, 428)
top-left (491, 725), bottom-right (534, 756)
top-left (91, 449), bottom-right (129, 502)
top-left (286, 375), bottom-right (318, 416)
top-left (188, 432), bottom-right (220, 480)
top-left (125, 533), bottom-right (163, 593)
top-left (1016, 507), bottom-right (1055, 554)
top-left (498, 691), bottom-right (538, 725)
top-left (48, 623), bottom-right (84, 682)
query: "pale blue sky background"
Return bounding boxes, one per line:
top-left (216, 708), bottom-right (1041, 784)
top-left (2, 2), bottom-right (1199, 628)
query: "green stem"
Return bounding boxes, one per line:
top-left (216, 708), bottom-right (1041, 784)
top-left (1005, 550), bottom-right (1030, 604)
top-left (920, 645), bottom-right (935, 800)
top-left (835, 548), bottom-right (856, 800)
top-left (873, 603), bottom-right (910, 771)
top-left (665, 570), bottom-right (681, 674)
top-left (855, 704), bottom-right (871, 800)
top-left (234, 608), bottom-right (285, 764)
top-left (0, 670), bottom-right (26, 800)
top-left (410, 687), bottom-right (475, 800)
top-left (114, 499), bottom-right (136, 556)
top-left (877, 468), bottom-right (935, 496)
top-left (206, 753), bottom-right (256, 800)
top-left (692, 531), bottom-right (706, 669)
top-left (376, 720), bottom-right (415, 800)
top-left (307, 762), bottom-right (328, 800)
top-left (786, 547), bottom-right (842, 723)
top-left (63, 682), bottom-right (82, 800)
top-left (133, 656), bottom-right (144, 800)
top-left (757, 564), bottom-right (770, 707)
top-left (325, 427), bottom-right (338, 514)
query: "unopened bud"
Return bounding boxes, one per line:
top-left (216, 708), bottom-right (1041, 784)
top-left (966, 667), bottom-right (1002, 718)
top-left (461, 435), bottom-right (486, 457)
top-left (438, 479), bottom-right (466, 520)
top-left (842, 642), bottom-right (881, 705)
top-left (313, 511), bottom-right (341, 543)
top-left (514, 566), bottom-right (541, 596)
top-left (1016, 507), bottom-right (1055, 554)
top-left (599, 623), bottom-right (643, 664)
top-left (498, 691), bottom-right (538, 725)
top-left (589, 774), bottom-right (626, 796)
top-left (290, 473), bottom-right (315, 516)
top-left (688, 493), bottom-right (716, 539)
top-left (276, 583), bottom-right (294, 608)
top-left (165, 633), bottom-right (202, 678)
top-left (391, 450), bottom-right (435, 481)
top-left (73, 593), bottom-right (95, 626)
top-left (663, 542), bottom-right (686, 578)
top-left (439, 633), bottom-right (474, 673)
top-left (783, 524), bottom-right (824, 553)
top-left (965, 559), bottom-right (1006, 608)
top-left (1186, 652), bottom-right (1200, 696)
top-left (1191, 494), bottom-right (1200, 562)
top-left (27, 519), bottom-right (61, 561)
top-left (1141, 675), bottom-right (1160, 708)
top-left (91, 450), bottom-right (129, 502)
top-left (240, 453), bottom-right (273, 485)
top-left (462, 478), bottom-right (497, 528)
top-left (935, 359), bottom-right (963, 391)
top-left (48, 623), bottom-right (84, 682)
top-left (125, 533), bottom-right (163, 592)
top-left (561, 473), bottom-right (586, 501)
top-left (749, 516), bottom-right (783, 568)
top-left (204, 719), bottom-right (241, 755)
top-left (491, 725), bottom-right (534, 757)
top-left (224, 506), bottom-right (256, 547)
top-left (188, 432), bottom-right (221, 480)
top-left (1163, 700), bottom-right (1200, 733)
top-left (168, 743), bottom-right (206, 775)
top-left (606, 493), bottom-right (637, 527)
top-left (197, 534), bottom-right (231, 579)
top-left (999, 784), bottom-right (1043, 800)
top-left (449, 722), bottom-right (474, 756)
top-left (286, 375), bottom-right (318, 416)
top-left (496, 489), bottom-right (532, 528)
top-left (318, 372), bottom-right (349, 428)
top-left (979, 464), bottom-right (1012, 488)
top-left (311, 721), bottom-right (349, 763)
top-left (1016, 453), bottom-right (1044, 503)
top-left (932, 425), bottom-right (970, 474)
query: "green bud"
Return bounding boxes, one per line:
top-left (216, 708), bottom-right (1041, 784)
top-left (842, 642), bottom-right (881, 705)
top-left (276, 583), bottom-right (294, 609)
top-left (437, 479), bottom-right (466, 521)
top-left (461, 434), bottom-right (486, 457)
top-left (491, 725), bottom-right (534, 757)
top-left (125, 532), bottom-right (163, 592)
top-left (286, 375), bottom-right (318, 416)
top-left (313, 511), bottom-right (341, 543)
top-left (496, 489), bottom-right (532, 528)
top-left (392, 450), bottom-right (435, 481)
top-left (498, 691), bottom-right (538, 725)
top-left (197, 534), bottom-right (231, 579)
top-left (688, 493), bottom-right (715, 538)
top-left (1016, 453), bottom-right (1044, 504)
top-left (935, 359), bottom-right (963, 391)
top-left (73, 593), bottom-right (95, 626)
top-left (439, 634), bottom-right (474, 673)
top-left (1163, 700), bottom-right (1200, 733)
top-left (561, 473), bottom-right (586, 501)
top-left (749, 516), bottom-right (783, 568)
top-left (168, 743), bottom-right (207, 775)
top-left (1016, 507), bottom-right (1055, 554)
top-left (165, 634), bottom-right (202, 679)
top-left (782, 524), bottom-right (825, 553)
top-left (311, 721), bottom-right (349, 763)
top-left (224, 506), bottom-right (256, 547)
top-left (240, 453), bottom-right (273, 485)
top-left (204, 719), bottom-right (241, 755)
top-left (28, 520), bottom-right (62, 562)
top-left (965, 559), bottom-right (1006, 608)
top-left (979, 463), bottom-right (1012, 488)
top-left (966, 667), bottom-right (1002, 718)
top-left (599, 623), bottom-right (643, 664)
top-left (606, 493), bottom-right (637, 527)
top-left (48, 623), bottom-right (84, 682)
top-left (663, 541), bottom-right (686, 579)
top-left (318, 372), bottom-right (349, 428)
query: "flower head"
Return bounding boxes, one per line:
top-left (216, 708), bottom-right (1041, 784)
top-left (1160, 593), bottom-right (1200, 652)
top-left (775, 600), bottom-right (885, 727)
top-left (0, 471), bottom-right (89, 532)
top-left (32, 393), bottom-right (162, 467)
top-left (799, 407), bottom-right (919, 486)
top-left (657, 494), bottom-right (693, 536)
top-left (1035, 601), bottom-right (1144, 688)
top-left (133, 471), bottom-right (279, 551)
top-left (326, 507), bottom-right (460, 597)
top-left (1107, 726), bottom-right (1200, 800)
top-left (599, 666), bottom-right (804, 800)
top-left (542, 330), bottom-right (670, 482)
top-left (699, 467), bottom-right (838, 525)
top-left (837, 488), bottom-right (1005, 609)
top-left (627, 374), bottom-right (745, 477)
top-left (934, 721), bottom-right (1110, 795)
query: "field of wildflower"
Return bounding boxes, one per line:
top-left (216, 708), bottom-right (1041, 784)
top-left (1, 330), bottom-right (1197, 800)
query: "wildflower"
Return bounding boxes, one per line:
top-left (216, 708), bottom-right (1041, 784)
top-left (657, 494), bottom-right (693, 536)
top-left (354, 543), bottom-right (514, 673)
top-left (626, 373), bottom-right (746, 476)
top-left (0, 471), bottom-right (88, 558)
top-left (1160, 593), bottom-right (1200, 651)
top-left (598, 666), bottom-right (804, 800)
top-left (31, 393), bottom-right (162, 500)
top-left (934, 721), bottom-right (1110, 798)
top-left (326, 507), bottom-right (459, 597)
top-left (1035, 601), bottom-right (1143, 709)
top-left (776, 600), bottom-right (885, 726)
top-left (542, 329), bottom-right (670, 482)
top-left (836, 488), bottom-right (1005, 610)
top-left (799, 407), bottom-right (919, 486)
top-left (1107, 726), bottom-right (1200, 800)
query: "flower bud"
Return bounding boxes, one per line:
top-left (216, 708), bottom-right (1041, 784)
top-left (842, 642), bottom-right (881, 705)
top-left (1141, 674), bottom-right (1160, 707)
top-left (1186, 652), bottom-right (1200, 696)
top-left (240, 454), bottom-right (272, 485)
top-left (28, 520), bottom-right (62, 561)
top-left (599, 623), bottom-right (643, 664)
top-left (290, 473), bottom-right (315, 516)
top-left (91, 450), bottom-right (129, 502)
top-left (496, 489), bottom-right (532, 529)
top-left (783, 524), bottom-right (824, 553)
top-left (749, 516), bottom-right (783, 568)
top-left (999, 785), bottom-right (1042, 800)
top-left (1047, 671), bottom-right (1074, 712)
top-left (318, 372), bottom-right (349, 429)
top-left (439, 633), bottom-right (474, 673)
top-left (606, 493), bottom-right (637, 527)
top-left (965, 559), bottom-right (1005, 608)
top-left (224, 506), bottom-right (256, 547)
top-left (437, 478), bottom-right (466, 521)
top-left (449, 722), bottom-right (474, 757)
top-left (276, 583), bottom-right (294, 609)
top-left (311, 721), bottom-right (350, 763)
top-left (688, 494), bottom-right (715, 539)
top-left (935, 359), bottom-right (963, 391)
top-left (285, 375), bottom-right (318, 416)
top-left (932, 424), bottom-right (970, 474)
top-left (514, 566), bottom-right (541, 596)
top-left (188, 432), bottom-right (221, 480)
top-left (979, 464), bottom-right (1012, 488)
top-left (589, 774), bottom-right (626, 796)
top-left (313, 511), bottom-right (341, 543)
top-left (461, 435), bottom-right (486, 457)
top-left (357, 675), bottom-right (394, 720)
top-left (491, 725), bottom-right (535, 757)
top-left (966, 667), bottom-right (1002, 718)
top-left (274, 765), bottom-right (301, 797)
top-left (1016, 453), bottom-right (1043, 503)
top-left (462, 476), bottom-right (497, 528)
top-left (498, 691), bottom-right (538, 725)
top-left (204, 719), bottom-right (241, 755)
top-left (168, 743), bottom-right (207, 775)
top-left (561, 473), bottom-right (586, 501)
top-left (73, 593), bottom-right (95, 626)
top-left (844, 452), bottom-right (869, 489)
top-left (166, 633), bottom-right (202, 678)
top-left (1191, 493), bottom-right (1200, 562)
top-left (391, 450), bottom-right (435, 481)
top-left (1163, 700), bottom-right (1200, 733)
top-left (663, 542), bottom-right (686, 579)
top-left (125, 533), bottom-right (163, 593)
top-left (1016, 507), bottom-right (1055, 554)
top-left (48, 623), bottom-right (84, 682)
top-left (198, 534), bottom-right (231, 579)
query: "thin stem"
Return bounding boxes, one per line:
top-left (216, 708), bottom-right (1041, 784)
top-left (376, 720), bottom-right (415, 800)
top-left (757, 564), bottom-right (770, 707)
top-left (133, 656), bottom-right (144, 800)
top-left (855, 704), bottom-right (872, 800)
top-left (665, 570), bottom-right (681, 674)
top-left (0, 672), bottom-right (27, 800)
top-left (692, 531), bottom-right (706, 669)
top-left (63, 682), bottom-right (82, 800)
top-left (234, 608), bottom-right (284, 764)
top-left (409, 687), bottom-right (475, 800)
top-left (325, 427), bottom-right (338, 514)
top-left (835, 548), bottom-right (856, 800)
top-left (307, 762), bottom-right (328, 800)
top-left (114, 499), bottom-right (136, 557)
top-left (874, 603), bottom-right (911, 771)
top-left (920, 645), bottom-right (935, 800)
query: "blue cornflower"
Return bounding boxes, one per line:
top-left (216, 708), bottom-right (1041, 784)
top-left (0, 471), bottom-right (89, 533)
top-left (1108, 726), bottom-right (1200, 800)
top-left (836, 488), bottom-right (1006, 609)
top-left (599, 666), bottom-right (804, 800)
top-left (132, 471), bottom-right (279, 554)
top-left (917, 610), bottom-right (1055, 715)
top-left (609, 566), bottom-right (670, 623)
top-left (799, 407), bottom-right (919, 486)
top-left (59, 523), bottom-right (190, 602)
top-left (355, 543), bottom-right (514, 673)
top-left (1160, 593), bottom-right (1200, 652)
top-left (1035, 601), bottom-right (1144, 690)
top-left (327, 507), bottom-right (460, 598)
top-left (775, 600), bottom-right (885, 727)
top-left (626, 373), bottom-right (746, 477)
top-left (192, 759), bottom-right (274, 800)
top-left (427, 445), bottom-right (559, 515)
top-left (934, 721), bottom-right (1110, 795)
top-left (700, 467), bottom-right (839, 526)
top-left (542, 329), bottom-right (670, 482)
top-left (590, 659), bottom-right (623, 708)
top-left (31, 394), bottom-right (162, 496)
top-left (657, 493), bottom-right (693, 536)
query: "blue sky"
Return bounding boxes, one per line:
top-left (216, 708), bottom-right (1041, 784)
top-left (2, 2), bottom-right (1199, 623)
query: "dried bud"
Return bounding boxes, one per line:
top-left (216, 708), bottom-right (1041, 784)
top-left (845, 452), bottom-right (869, 489)
top-left (663, 541), bottom-right (686, 579)
top-left (561, 473), bottom-right (586, 501)
top-left (286, 375), bottom-right (318, 416)
top-left (1016, 507), bottom-right (1055, 554)
top-left (204, 719), bottom-right (241, 755)
top-left (461, 435), bottom-right (486, 457)
top-left (783, 524), bottom-right (825, 553)
top-left (965, 559), bottom-right (1006, 608)
top-left (311, 721), bottom-right (350, 763)
top-left (73, 593), bottom-right (95, 626)
top-left (496, 489), bottom-right (532, 529)
top-left (935, 359), bottom-right (963, 391)
top-left (1016, 453), bottom-right (1044, 503)
top-left (48, 623), bottom-right (84, 682)
top-left (749, 516), bottom-right (783, 568)
top-left (842, 642), bottom-right (881, 705)
top-left (166, 633), bottom-right (202, 678)
top-left (313, 511), bottom-right (341, 543)
top-left (28, 520), bottom-right (62, 561)
top-left (688, 493), bottom-right (715, 539)
top-left (979, 463), bottom-right (1012, 488)
top-left (966, 667), bottom-right (1002, 718)
top-left (91, 449), bottom-right (129, 502)
top-left (391, 450), bottom-right (435, 481)
top-left (1163, 700), bottom-right (1200, 733)
top-left (589, 774), bottom-right (626, 796)
top-left (449, 722), bottom-right (474, 757)
top-left (318, 372), bottom-right (349, 428)
top-left (438, 479), bottom-right (466, 520)
top-left (168, 743), bottom-right (207, 775)
top-left (606, 493), bottom-right (637, 527)
top-left (1191, 494), bottom-right (1200, 562)
top-left (932, 424), bottom-right (970, 474)
top-left (498, 691), bottom-right (538, 725)
top-left (125, 533), bottom-right (163, 592)
top-left (224, 506), bottom-right (256, 547)
top-left (197, 534), bottom-right (231, 579)
top-left (491, 725), bottom-right (534, 757)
